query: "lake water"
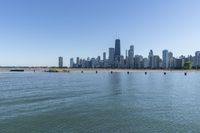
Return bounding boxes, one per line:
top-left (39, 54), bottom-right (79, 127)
top-left (0, 72), bottom-right (200, 133)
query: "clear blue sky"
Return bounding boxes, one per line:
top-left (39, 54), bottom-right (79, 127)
top-left (0, 0), bottom-right (200, 66)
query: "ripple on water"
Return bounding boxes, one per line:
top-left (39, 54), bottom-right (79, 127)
top-left (1, 72), bottom-right (200, 133)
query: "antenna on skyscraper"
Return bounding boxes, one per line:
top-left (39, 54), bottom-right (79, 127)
top-left (116, 33), bottom-right (120, 39)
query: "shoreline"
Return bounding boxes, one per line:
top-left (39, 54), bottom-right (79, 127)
top-left (48, 68), bottom-right (200, 73)
top-left (1, 67), bottom-right (200, 73)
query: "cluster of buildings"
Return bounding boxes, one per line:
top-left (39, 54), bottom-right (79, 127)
top-left (58, 39), bottom-right (200, 69)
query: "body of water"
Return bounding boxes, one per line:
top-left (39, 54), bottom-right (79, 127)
top-left (0, 72), bottom-right (200, 133)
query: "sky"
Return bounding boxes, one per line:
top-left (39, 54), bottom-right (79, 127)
top-left (0, 0), bottom-right (200, 66)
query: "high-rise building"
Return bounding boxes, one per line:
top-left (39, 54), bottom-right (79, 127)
top-left (128, 45), bottom-right (134, 68)
top-left (81, 59), bottom-right (86, 68)
top-left (103, 52), bottom-right (106, 61)
top-left (175, 58), bottom-right (184, 69)
top-left (168, 52), bottom-right (173, 68)
top-left (76, 57), bottom-right (80, 65)
top-left (153, 55), bottom-right (160, 69)
top-left (114, 39), bottom-right (121, 62)
top-left (79, 59), bottom-right (83, 68)
top-left (109, 48), bottom-right (115, 61)
top-left (187, 55), bottom-right (195, 67)
top-left (119, 55), bottom-right (125, 68)
top-left (143, 58), bottom-right (149, 69)
top-left (91, 58), bottom-right (96, 68)
top-left (195, 51), bottom-right (200, 68)
top-left (75, 57), bottom-right (80, 68)
top-left (162, 50), bottom-right (169, 69)
top-left (125, 49), bottom-right (128, 60)
top-left (68, 38), bottom-right (200, 69)
top-left (134, 55), bottom-right (143, 69)
top-left (109, 48), bottom-right (115, 67)
top-left (70, 58), bottom-right (74, 68)
top-left (148, 50), bottom-right (154, 69)
top-left (97, 56), bottom-right (101, 62)
top-left (58, 56), bottom-right (63, 68)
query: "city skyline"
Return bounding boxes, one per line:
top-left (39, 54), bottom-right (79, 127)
top-left (0, 0), bottom-right (200, 66)
top-left (1, 38), bottom-right (200, 68)
top-left (67, 38), bottom-right (200, 69)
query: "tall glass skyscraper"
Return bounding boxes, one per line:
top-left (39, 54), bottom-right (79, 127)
top-left (162, 50), bottom-right (169, 69)
top-left (195, 51), bottom-right (200, 68)
top-left (58, 56), bottom-right (63, 68)
top-left (128, 45), bottom-right (134, 68)
top-left (103, 52), bottom-right (106, 61)
top-left (109, 48), bottom-right (115, 68)
top-left (109, 48), bottom-right (115, 61)
top-left (115, 39), bottom-right (121, 61)
top-left (70, 58), bottom-right (74, 68)
top-left (148, 50), bottom-right (154, 69)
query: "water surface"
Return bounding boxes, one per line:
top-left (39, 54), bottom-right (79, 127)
top-left (0, 72), bottom-right (200, 133)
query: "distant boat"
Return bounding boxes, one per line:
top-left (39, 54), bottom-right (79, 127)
top-left (10, 69), bottom-right (24, 72)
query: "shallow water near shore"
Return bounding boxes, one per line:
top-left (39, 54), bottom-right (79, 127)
top-left (1, 72), bottom-right (200, 133)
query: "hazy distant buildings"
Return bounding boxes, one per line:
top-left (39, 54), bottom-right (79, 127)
top-left (58, 57), bottom-right (63, 68)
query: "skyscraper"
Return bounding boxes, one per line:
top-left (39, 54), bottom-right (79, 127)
top-left (162, 50), bottom-right (169, 69)
top-left (109, 48), bottom-right (115, 61)
top-left (175, 58), bottom-right (184, 69)
top-left (109, 48), bottom-right (115, 68)
top-left (76, 57), bottom-right (80, 68)
top-left (195, 51), bottom-right (200, 68)
top-left (103, 52), bottom-right (106, 61)
top-left (148, 50), bottom-right (154, 69)
top-left (168, 52), bottom-right (174, 68)
top-left (114, 39), bottom-right (121, 62)
top-left (143, 58), bottom-right (149, 69)
top-left (91, 58), bottom-right (96, 68)
top-left (76, 57), bottom-right (80, 64)
top-left (125, 49), bottom-right (128, 60)
top-left (68, 38), bottom-right (199, 70)
top-left (119, 55), bottom-right (125, 68)
top-left (70, 58), bottom-right (74, 68)
top-left (128, 45), bottom-right (134, 68)
top-left (97, 56), bottom-right (101, 62)
top-left (134, 55), bottom-right (143, 69)
top-left (153, 55), bottom-right (160, 69)
top-left (58, 56), bottom-right (63, 68)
